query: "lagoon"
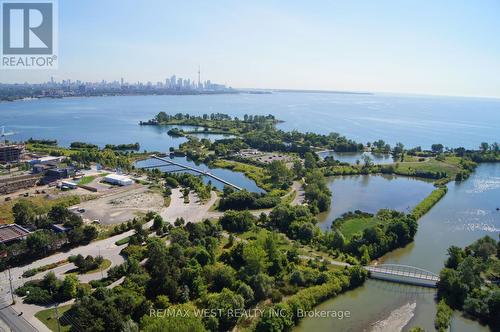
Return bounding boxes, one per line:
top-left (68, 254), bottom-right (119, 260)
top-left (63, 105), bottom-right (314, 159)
top-left (296, 164), bottom-right (500, 331)
top-left (317, 174), bottom-right (435, 230)
top-left (135, 156), bottom-right (264, 193)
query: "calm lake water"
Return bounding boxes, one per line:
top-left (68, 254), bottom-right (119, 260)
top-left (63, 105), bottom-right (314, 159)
top-left (297, 163), bottom-right (500, 332)
top-left (317, 174), bottom-right (435, 230)
top-left (318, 151), bottom-right (395, 165)
top-left (1, 93), bottom-right (499, 331)
top-left (135, 156), bottom-right (264, 193)
top-left (1, 92), bottom-right (500, 150)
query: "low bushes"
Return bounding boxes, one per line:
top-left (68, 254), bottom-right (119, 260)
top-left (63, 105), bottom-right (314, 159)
top-left (22, 259), bottom-right (68, 278)
top-left (68, 254), bottom-right (104, 273)
top-left (255, 266), bottom-right (367, 331)
top-left (435, 299), bottom-right (452, 332)
top-left (411, 186), bottom-right (447, 220)
top-left (115, 236), bottom-right (130, 246)
top-left (16, 272), bottom-right (82, 304)
top-left (218, 190), bottom-right (280, 211)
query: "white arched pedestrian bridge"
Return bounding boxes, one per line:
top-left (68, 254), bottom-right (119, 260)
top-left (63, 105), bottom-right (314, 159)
top-left (364, 264), bottom-right (440, 288)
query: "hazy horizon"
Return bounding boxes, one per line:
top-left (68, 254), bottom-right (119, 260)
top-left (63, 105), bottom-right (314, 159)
top-left (1, 1), bottom-right (500, 98)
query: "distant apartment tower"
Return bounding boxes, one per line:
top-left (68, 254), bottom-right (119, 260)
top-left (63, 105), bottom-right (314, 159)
top-left (0, 144), bottom-right (24, 163)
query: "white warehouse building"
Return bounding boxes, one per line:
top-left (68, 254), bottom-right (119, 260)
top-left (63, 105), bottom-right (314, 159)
top-left (103, 174), bottom-right (134, 186)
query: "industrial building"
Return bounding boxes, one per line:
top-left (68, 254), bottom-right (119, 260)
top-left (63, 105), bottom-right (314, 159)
top-left (0, 144), bottom-right (24, 163)
top-left (41, 166), bottom-right (76, 184)
top-left (28, 156), bottom-right (64, 165)
top-left (0, 224), bottom-right (30, 244)
top-left (103, 174), bottom-right (134, 186)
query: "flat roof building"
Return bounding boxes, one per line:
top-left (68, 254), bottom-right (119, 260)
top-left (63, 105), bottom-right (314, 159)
top-left (103, 174), bottom-right (134, 186)
top-left (0, 224), bottom-right (30, 244)
top-left (29, 156), bottom-right (64, 165)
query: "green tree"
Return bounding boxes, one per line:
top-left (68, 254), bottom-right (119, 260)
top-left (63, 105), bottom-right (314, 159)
top-left (435, 299), bottom-right (452, 332)
top-left (480, 142), bottom-right (490, 153)
top-left (12, 200), bottom-right (37, 226)
top-left (26, 230), bottom-right (51, 255)
top-left (152, 215), bottom-right (164, 230)
top-left (219, 210), bottom-right (255, 232)
top-left (59, 275), bottom-right (79, 300)
top-left (203, 263), bottom-right (236, 292)
top-left (241, 244), bottom-right (269, 277)
top-left (304, 152), bottom-right (317, 169)
top-left (236, 282), bottom-right (255, 307)
top-left (83, 225), bottom-right (99, 242)
top-left (268, 160), bottom-right (293, 188)
top-left (205, 288), bottom-right (244, 330)
top-left (445, 245), bottom-right (466, 269)
top-left (431, 144), bottom-right (444, 154)
top-left (292, 160), bottom-right (304, 178)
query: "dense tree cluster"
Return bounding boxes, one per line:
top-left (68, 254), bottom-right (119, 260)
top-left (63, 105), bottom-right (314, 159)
top-left (16, 272), bottom-right (83, 304)
top-left (69, 254), bottom-right (104, 273)
top-left (303, 168), bottom-right (331, 213)
top-left (329, 210), bottom-right (418, 264)
top-left (437, 236), bottom-right (499, 328)
top-left (142, 112), bottom-right (277, 134)
top-left (60, 211), bottom-right (367, 332)
top-left (103, 142), bottom-right (140, 151)
top-left (162, 172), bottom-right (213, 200)
top-left (219, 210), bottom-right (256, 232)
top-left (70, 141), bottom-right (99, 149)
top-left (70, 148), bottom-right (133, 171)
top-left (0, 203), bottom-right (98, 270)
top-left (218, 188), bottom-right (280, 211)
top-left (267, 204), bottom-right (320, 244)
top-left (256, 266), bottom-right (367, 331)
top-left (244, 129), bottom-right (362, 156)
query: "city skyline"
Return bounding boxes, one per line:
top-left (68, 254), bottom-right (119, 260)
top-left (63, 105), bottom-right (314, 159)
top-left (1, 1), bottom-right (500, 98)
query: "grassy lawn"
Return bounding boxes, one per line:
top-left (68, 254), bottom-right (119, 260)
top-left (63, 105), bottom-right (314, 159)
top-left (239, 228), bottom-right (294, 251)
top-left (337, 216), bottom-right (380, 240)
top-left (26, 144), bottom-right (76, 157)
top-left (0, 195), bottom-right (81, 224)
top-left (394, 158), bottom-right (461, 178)
top-left (77, 175), bottom-right (98, 185)
top-left (35, 304), bottom-right (73, 332)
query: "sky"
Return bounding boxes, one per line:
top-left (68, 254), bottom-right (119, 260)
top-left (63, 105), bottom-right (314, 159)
top-left (1, 0), bottom-right (500, 98)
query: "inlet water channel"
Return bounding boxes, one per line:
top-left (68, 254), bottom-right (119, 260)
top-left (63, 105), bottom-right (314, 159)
top-left (296, 163), bottom-right (500, 332)
top-left (135, 156), bottom-right (264, 193)
top-left (318, 174), bottom-right (436, 230)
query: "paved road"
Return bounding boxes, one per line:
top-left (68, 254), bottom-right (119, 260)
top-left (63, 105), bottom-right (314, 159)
top-left (0, 300), bottom-right (37, 332)
top-left (0, 222), bottom-right (154, 332)
top-left (298, 254), bottom-right (351, 268)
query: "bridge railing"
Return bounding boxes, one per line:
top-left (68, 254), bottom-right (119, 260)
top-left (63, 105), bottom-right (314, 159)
top-left (144, 155), bottom-right (243, 190)
top-left (365, 264), bottom-right (440, 282)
